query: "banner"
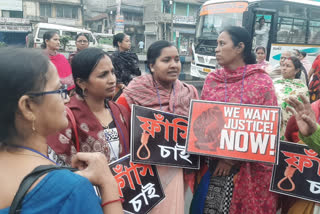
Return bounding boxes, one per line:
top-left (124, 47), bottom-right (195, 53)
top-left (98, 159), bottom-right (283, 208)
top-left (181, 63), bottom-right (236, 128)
top-left (109, 155), bottom-right (165, 213)
top-left (186, 100), bottom-right (281, 164)
top-left (131, 105), bottom-right (200, 169)
top-left (270, 141), bottom-right (320, 203)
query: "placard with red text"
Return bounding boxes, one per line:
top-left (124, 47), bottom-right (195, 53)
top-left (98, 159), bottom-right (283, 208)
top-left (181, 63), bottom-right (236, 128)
top-left (186, 100), bottom-right (281, 164)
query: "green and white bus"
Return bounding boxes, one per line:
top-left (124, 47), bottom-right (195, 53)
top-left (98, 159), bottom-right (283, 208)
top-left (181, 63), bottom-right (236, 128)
top-left (191, 0), bottom-right (320, 78)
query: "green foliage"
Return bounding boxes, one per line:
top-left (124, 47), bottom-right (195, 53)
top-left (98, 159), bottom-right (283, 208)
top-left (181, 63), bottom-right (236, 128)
top-left (60, 36), bottom-right (72, 51)
top-left (0, 42), bottom-right (7, 48)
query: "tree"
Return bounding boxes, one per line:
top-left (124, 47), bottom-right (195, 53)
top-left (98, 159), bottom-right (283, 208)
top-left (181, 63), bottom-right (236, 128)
top-left (60, 36), bottom-right (72, 51)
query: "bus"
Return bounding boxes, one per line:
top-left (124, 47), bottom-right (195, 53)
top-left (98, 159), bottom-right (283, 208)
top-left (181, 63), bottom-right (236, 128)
top-left (30, 23), bottom-right (97, 52)
top-left (191, 0), bottom-right (320, 78)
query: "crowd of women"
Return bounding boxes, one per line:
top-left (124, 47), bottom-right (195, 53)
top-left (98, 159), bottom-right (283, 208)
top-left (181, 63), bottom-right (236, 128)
top-left (0, 26), bottom-right (320, 214)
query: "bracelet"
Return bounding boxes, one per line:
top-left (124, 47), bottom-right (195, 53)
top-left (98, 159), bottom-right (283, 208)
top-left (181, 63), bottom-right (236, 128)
top-left (101, 198), bottom-right (124, 208)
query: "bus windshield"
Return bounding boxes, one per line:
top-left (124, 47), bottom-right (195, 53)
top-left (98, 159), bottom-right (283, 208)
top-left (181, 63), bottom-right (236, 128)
top-left (196, 1), bottom-right (248, 40)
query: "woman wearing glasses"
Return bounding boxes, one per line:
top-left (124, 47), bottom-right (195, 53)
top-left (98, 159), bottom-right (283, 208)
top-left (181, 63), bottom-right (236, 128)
top-left (0, 48), bottom-right (123, 213)
top-left (42, 31), bottom-right (75, 92)
top-left (68, 33), bottom-right (90, 64)
top-left (47, 47), bottom-right (130, 167)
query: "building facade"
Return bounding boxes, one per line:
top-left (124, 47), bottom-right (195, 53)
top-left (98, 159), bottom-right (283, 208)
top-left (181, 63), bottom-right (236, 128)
top-left (143, 0), bottom-right (201, 54)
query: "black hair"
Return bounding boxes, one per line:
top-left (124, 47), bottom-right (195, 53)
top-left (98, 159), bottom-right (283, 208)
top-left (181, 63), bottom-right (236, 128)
top-left (288, 56), bottom-right (303, 71)
top-left (255, 46), bottom-right (266, 53)
top-left (113, 33), bottom-right (126, 48)
top-left (222, 26), bottom-right (256, 64)
top-left (147, 40), bottom-right (173, 71)
top-left (0, 48), bottom-right (49, 142)
top-left (41, 30), bottom-right (59, 49)
top-left (75, 33), bottom-right (89, 42)
top-left (71, 48), bottom-right (110, 97)
top-left (300, 51), bottom-right (307, 58)
top-left (258, 17), bottom-right (265, 22)
top-left (293, 49), bottom-right (301, 57)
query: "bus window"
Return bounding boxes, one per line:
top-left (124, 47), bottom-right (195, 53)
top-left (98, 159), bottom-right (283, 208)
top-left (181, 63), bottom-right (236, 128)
top-left (309, 21), bottom-right (320, 44)
top-left (292, 19), bottom-right (307, 44)
top-left (277, 17), bottom-right (292, 43)
top-left (37, 28), bottom-right (59, 39)
top-left (62, 31), bottom-right (77, 40)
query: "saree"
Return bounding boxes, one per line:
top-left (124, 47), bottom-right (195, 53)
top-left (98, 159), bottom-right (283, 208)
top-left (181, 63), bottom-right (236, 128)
top-left (49, 53), bottom-right (75, 91)
top-left (47, 95), bottom-right (130, 165)
top-left (273, 78), bottom-right (309, 139)
top-left (121, 74), bottom-right (199, 214)
top-left (309, 55), bottom-right (320, 103)
top-left (198, 64), bottom-right (279, 214)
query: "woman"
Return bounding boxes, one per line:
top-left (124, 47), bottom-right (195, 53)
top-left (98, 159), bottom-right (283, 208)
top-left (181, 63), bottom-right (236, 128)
top-left (308, 54), bottom-right (320, 103)
top-left (192, 26), bottom-right (278, 214)
top-left (111, 33), bottom-right (141, 100)
top-left (255, 46), bottom-right (268, 65)
top-left (117, 40), bottom-right (199, 214)
top-left (0, 48), bottom-right (122, 213)
top-left (68, 33), bottom-right (90, 64)
top-left (47, 48), bottom-right (130, 166)
top-left (42, 31), bottom-right (75, 91)
top-left (273, 56), bottom-right (309, 139)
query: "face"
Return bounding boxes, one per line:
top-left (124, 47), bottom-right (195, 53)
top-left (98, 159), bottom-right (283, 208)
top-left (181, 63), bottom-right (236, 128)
top-left (215, 31), bottom-right (243, 67)
top-left (280, 52), bottom-right (291, 67)
top-left (150, 46), bottom-right (181, 85)
top-left (256, 49), bottom-right (266, 63)
top-left (118, 35), bottom-right (131, 51)
top-left (83, 56), bottom-right (116, 99)
top-left (33, 62), bottom-right (69, 136)
top-left (76, 35), bottom-right (89, 51)
top-left (45, 34), bottom-right (60, 51)
top-left (259, 19), bottom-right (265, 25)
top-left (281, 59), bottom-right (298, 79)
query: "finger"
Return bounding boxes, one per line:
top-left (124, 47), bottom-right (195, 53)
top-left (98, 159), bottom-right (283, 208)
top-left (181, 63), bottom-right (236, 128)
top-left (213, 167), bottom-right (219, 176)
top-left (302, 114), bottom-right (318, 131)
top-left (298, 94), bottom-right (310, 105)
top-left (286, 106), bottom-right (297, 116)
top-left (71, 153), bottom-right (92, 168)
top-left (288, 96), bottom-right (304, 111)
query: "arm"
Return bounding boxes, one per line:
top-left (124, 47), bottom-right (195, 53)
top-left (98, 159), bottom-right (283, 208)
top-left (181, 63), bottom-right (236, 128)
top-left (308, 68), bottom-right (315, 80)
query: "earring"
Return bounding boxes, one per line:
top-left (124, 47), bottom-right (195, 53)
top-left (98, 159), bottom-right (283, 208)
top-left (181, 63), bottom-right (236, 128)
top-left (32, 117), bottom-right (36, 132)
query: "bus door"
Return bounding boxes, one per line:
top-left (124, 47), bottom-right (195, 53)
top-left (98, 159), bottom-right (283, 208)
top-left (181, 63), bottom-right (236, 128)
top-left (252, 8), bottom-right (276, 60)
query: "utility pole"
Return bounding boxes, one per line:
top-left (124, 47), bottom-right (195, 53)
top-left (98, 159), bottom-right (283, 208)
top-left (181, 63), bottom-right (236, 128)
top-left (170, 0), bottom-right (174, 43)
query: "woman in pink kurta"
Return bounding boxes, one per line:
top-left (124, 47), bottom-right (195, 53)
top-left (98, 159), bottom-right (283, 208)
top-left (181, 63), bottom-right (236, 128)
top-left (196, 26), bottom-right (278, 214)
top-left (118, 40), bottom-right (199, 214)
top-left (42, 31), bottom-right (75, 91)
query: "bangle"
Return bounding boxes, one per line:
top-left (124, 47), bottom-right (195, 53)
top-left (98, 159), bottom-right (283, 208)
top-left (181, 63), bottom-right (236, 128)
top-left (101, 198), bottom-right (124, 208)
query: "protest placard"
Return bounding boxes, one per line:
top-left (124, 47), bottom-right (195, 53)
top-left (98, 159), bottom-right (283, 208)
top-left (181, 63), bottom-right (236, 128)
top-left (131, 105), bottom-right (200, 169)
top-left (186, 100), bottom-right (281, 164)
top-left (109, 154), bottom-right (165, 214)
top-left (270, 141), bottom-right (320, 203)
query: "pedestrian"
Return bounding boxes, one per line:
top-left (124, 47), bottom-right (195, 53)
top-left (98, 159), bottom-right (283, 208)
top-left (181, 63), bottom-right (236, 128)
top-left (300, 51), bottom-right (312, 74)
top-left (308, 54), bottom-right (320, 103)
top-left (254, 17), bottom-right (269, 48)
top-left (0, 48), bottom-right (123, 214)
top-left (68, 33), bottom-right (90, 64)
top-left (273, 56), bottom-right (309, 139)
top-left (111, 33), bottom-right (141, 100)
top-left (191, 26), bottom-right (278, 214)
top-left (268, 51), bottom-right (292, 80)
top-left (117, 40), bottom-right (199, 214)
top-left (42, 31), bottom-right (75, 91)
top-left (138, 40), bottom-right (144, 53)
top-left (47, 48), bottom-right (130, 166)
top-left (255, 46), bottom-right (271, 72)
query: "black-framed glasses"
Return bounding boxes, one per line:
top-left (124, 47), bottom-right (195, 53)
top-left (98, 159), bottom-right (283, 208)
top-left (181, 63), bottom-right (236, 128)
top-left (76, 40), bottom-right (88, 44)
top-left (27, 85), bottom-right (68, 99)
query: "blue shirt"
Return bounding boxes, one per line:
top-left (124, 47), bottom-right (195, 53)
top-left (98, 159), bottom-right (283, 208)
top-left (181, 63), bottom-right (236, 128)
top-left (0, 169), bottom-right (103, 214)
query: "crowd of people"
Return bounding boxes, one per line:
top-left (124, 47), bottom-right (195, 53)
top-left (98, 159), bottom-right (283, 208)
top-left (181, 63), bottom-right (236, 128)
top-left (0, 26), bottom-right (320, 214)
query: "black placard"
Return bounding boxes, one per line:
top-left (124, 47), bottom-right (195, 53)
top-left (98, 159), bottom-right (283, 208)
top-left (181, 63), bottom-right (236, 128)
top-left (131, 105), bottom-right (200, 169)
top-left (270, 141), bottom-right (320, 203)
top-left (109, 154), bottom-right (165, 213)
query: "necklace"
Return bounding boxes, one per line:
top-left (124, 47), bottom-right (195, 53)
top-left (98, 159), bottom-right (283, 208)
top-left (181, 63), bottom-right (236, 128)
top-left (12, 145), bottom-right (57, 165)
top-left (224, 65), bottom-right (247, 104)
top-left (154, 81), bottom-right (176, 113)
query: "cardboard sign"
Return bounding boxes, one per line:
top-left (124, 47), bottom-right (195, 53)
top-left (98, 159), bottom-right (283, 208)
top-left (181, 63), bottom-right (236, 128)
top-left (270, 141), bottom-right (320, 203)
top-left (186, 100), bottom-right (281, 164)
top-left (109, 155), bottom-right (165, 214)
top-left (131, 105), bottom-right (200, 169)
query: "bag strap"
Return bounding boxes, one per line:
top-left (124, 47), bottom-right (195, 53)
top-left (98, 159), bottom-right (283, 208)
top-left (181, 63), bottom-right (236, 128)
top-left (65, 106), bottom-right (80, 152)
top-left (10, 165), bottom-right (76, 214)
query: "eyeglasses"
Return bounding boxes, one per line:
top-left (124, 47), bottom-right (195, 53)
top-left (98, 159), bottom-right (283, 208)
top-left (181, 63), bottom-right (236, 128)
top-left (27, 85), bottom-right (68, 99)
top-left (77, 40), bottom-right (88, 44)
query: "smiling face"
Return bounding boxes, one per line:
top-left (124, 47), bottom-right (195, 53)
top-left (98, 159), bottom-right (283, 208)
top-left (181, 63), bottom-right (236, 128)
top-left (45, 33), bottom-right (60, 51)
top-left (82, 55), bottom-right (116, 99)
top-left (150, 46), bottom-right (181, 87)
top-left (281, 59), bottom-right (298, 79)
